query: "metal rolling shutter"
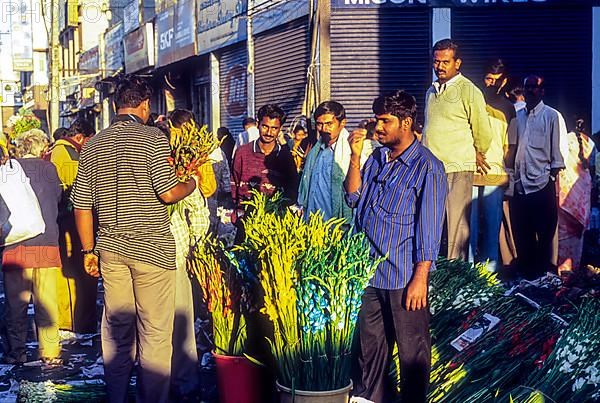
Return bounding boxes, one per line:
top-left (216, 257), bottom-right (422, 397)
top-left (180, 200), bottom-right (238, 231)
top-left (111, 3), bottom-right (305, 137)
top-left (331, 8), bottom-right (431, 128)
top-left (219, 44), bottom-right (248, 134)
top-left (254, 17), bottom-right (310, 126)
top-left (452, 6), bottom-right (592, 126)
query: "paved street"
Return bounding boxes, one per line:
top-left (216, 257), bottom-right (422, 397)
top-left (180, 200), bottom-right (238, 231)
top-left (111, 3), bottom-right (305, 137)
top-left (0, 274), bottom-right (217, 402)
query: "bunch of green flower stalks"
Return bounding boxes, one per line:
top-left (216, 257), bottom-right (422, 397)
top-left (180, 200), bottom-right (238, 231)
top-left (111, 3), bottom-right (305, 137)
top-left (237, 191), bottom-right (380, 391)
top-left (190, 234), bottom-right (247, 356)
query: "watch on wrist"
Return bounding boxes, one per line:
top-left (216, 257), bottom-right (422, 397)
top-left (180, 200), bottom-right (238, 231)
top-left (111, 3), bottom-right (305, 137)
top-left (81, 248), bottom-right (95, 255)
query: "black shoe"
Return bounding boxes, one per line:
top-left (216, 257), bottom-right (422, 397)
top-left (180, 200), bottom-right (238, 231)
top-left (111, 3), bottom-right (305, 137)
top-left (2, 352), bottom-right (27, 365)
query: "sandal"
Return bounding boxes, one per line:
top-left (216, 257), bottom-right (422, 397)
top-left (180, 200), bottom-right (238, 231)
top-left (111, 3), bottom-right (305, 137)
top-left (40, 357), bottom-right (63, 368)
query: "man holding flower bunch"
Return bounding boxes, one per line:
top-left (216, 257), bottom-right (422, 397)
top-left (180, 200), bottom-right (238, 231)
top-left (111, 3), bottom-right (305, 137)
top-left (71, 75), bottom-right (197, 403)
top-left (345, 90), bottom-right (448, 403)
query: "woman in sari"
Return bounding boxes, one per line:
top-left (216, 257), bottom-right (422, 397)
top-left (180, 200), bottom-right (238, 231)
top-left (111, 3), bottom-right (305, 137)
top-left (557, 118), bottom-right (595, 272)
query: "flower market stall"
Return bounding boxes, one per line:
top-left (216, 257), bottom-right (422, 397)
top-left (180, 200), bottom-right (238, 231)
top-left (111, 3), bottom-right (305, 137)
top-left (11, 190), bottom-right (600, 402)
top-left (425, 259), bottom-right (600, 403)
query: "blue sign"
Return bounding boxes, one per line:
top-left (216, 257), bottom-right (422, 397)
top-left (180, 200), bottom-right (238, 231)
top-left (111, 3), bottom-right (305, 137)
top-left (332, 0), bottom-right (599, 7)
top-left (197, 0), bottom-right (248, 54)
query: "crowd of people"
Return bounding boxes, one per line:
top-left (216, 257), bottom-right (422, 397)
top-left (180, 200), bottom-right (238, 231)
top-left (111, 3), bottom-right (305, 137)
top-left (0, 38), bottom-right (596, 403)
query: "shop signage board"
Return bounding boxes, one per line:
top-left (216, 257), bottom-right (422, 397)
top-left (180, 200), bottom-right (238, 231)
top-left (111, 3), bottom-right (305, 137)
top-left (253, 0), bottom-right (308, 35)
top-left (156, 0), bottom-right (197, 67)
top-left (196, 0), bottom-right (247, 54)
top-left (123, 23), bottom-right (155, 73)
top-left (332, 0), bottom-right (599, 6)
top-left (124, 0), bottom-right (140, 33)
top-left (11, 0), bottom-right (33, 71)
top-left (79, 46), bottom-right (100, 74)
top-left (104, 24), bottom-right (125, 75)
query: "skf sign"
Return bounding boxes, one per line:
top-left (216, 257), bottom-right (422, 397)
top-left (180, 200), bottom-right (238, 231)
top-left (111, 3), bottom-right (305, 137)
top-left (159, 28), bottom-right (174, 50)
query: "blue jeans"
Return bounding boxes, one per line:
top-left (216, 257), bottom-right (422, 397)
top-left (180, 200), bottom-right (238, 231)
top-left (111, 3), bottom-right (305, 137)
top-left (469, 186), bottom-right (504, 272)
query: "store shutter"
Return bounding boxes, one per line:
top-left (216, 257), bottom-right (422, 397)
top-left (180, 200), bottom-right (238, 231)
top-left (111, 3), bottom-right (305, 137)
top-left (219, 44), bottom-right (248, 134)
top-left (452, 6), bottom-right (592, 126)
top-left (254, 17), bottom-right (310, 126)
top-left (330, 8), bottom-right (431, 128)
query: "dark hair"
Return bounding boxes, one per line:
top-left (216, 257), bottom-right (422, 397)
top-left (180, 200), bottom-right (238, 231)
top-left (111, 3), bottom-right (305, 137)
top-left (52, 127), bottom-right (68, 141)
top-left (67, 119), bottom-right (95, 138)
top-left (242, 117), bottom-right (257, 127)
top-left (168, 109), bottom-right (195, 129)
top-left (314, 101), bottom-right (346, 122)
top-left (433, 38), bottom-right (460, 60)
top-left (114, 75), bottom-right (153, 110)
top-left (217, 127), bottom-right (231, 140)
top-left (257, 104), bottom-right (286, 126)
top-left (524, 74), bottom-right (545, 89)
top-left (293, 124), bottom-right (307, 134)
top-left (365, 121), bottom-right (377, 140)
top-left (508, 86), bottom-right (524, 103)
top-left (486, 58), bottom-right (506, 76)
top-left (372, 90), bottom-right (417, 126)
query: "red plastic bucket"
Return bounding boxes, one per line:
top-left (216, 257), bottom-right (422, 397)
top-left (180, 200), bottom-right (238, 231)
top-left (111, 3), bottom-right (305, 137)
top-left (213, 352), bottom-right (264, 403)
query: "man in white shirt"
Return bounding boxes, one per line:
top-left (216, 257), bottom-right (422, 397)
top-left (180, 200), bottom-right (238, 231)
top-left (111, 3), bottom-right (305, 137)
top-left (233, 117), bottom-right (259, 154)
top-left (511, 74), bottom-right (565, 280)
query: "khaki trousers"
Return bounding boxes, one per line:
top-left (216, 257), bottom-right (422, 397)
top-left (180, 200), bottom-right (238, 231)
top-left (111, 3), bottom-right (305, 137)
top-left (445, 172), bottom-right (474, 260)
top-left (99, 251), bottom-right (175, 403)
top-left (3, 267), bottom-right (60, 359)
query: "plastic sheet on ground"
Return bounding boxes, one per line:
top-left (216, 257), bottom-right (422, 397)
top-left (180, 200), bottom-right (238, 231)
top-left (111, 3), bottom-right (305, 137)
top-left (0, 379), bottom-right (19, 403)
top-left (59, 331), bottom-right (98, 346)
top-left (80, 357), bottom-right (104, 378)
top-left (0, 366), bottom-right (13, 377)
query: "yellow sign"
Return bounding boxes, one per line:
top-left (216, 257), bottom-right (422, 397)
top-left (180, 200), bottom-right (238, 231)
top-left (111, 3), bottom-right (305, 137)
top-left (68, 0), bottom-right (78, 27)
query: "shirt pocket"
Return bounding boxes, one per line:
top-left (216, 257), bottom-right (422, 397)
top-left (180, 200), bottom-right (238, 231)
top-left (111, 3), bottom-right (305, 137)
top-left (372, 204), bottom-right (415, 244)
top-left (529, 133), bottom-right (547, 149)
top-left (373, 175), bottom-right (418, 216)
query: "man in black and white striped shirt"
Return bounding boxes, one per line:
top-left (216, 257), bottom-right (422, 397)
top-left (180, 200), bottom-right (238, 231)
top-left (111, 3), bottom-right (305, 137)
top-left (71, 75), bottom-right (196, 403)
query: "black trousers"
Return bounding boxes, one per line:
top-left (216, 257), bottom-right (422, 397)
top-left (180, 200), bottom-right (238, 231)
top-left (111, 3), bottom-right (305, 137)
top-left (510, 180), bottom-right (558, 280)
top-left (353, 287), bottom-right (431, 403)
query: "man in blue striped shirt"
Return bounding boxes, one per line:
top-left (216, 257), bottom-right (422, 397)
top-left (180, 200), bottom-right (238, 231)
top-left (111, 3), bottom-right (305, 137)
top-left (345, 90), bottom-right (447, 403)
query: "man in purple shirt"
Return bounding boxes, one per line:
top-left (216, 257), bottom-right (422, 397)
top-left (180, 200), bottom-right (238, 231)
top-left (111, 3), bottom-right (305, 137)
top-left (345, 90), bottom-right (447, 403)
top-left (231, 104), bottom-right (298, 213)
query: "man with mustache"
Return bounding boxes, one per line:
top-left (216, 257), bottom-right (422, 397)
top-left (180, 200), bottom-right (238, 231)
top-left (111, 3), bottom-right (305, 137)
top-left (423, 39), bottom-right (493, 260)
top-left (231, 103), bottom-right (298, 212)
top-left (299, 101), bottom-right (373, 223)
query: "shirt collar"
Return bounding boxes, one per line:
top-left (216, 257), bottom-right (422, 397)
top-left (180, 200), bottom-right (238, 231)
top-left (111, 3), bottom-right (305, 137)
top-left (113, 114), bottom-right (145, 124)
top-left (433, 73), bottom-right (462, 94)
top-left (380, 138), bottom-right (419, 167)
top-left (527, 100), bottom-right (545, 116)
top-left (252, 139), bottom-right (281, 156)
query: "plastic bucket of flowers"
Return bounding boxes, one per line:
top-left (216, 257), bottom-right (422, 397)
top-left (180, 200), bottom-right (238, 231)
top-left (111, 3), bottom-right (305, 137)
top-left (235, 192), bottom-right (381, 401)
top-left (275, 381), bottom-right (353, 403)
top-left (190, 234), bottom-right (264, 403)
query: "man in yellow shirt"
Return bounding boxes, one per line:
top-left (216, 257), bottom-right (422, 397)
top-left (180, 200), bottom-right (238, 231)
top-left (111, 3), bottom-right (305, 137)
top-left (423, 39), bottom-right (493, 260)
top-left (49, 119), bottom-right (98, 333)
